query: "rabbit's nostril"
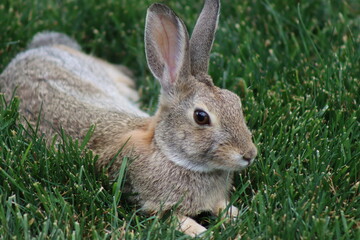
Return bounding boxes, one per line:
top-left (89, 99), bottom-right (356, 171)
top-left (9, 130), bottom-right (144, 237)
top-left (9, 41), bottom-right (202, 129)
top-left (243, 147), bottom-right (257, 162)
top-left (243, 156), bottom-right (252, 162)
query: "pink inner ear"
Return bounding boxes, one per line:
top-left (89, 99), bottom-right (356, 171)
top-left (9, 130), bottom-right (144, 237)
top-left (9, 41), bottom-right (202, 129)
top-left (154, 15), bottom-right (181, 84)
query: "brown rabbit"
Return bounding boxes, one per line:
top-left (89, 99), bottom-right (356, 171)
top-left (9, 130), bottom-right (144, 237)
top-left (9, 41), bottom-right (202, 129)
top-left (0, 0), bottom-right (257, 236)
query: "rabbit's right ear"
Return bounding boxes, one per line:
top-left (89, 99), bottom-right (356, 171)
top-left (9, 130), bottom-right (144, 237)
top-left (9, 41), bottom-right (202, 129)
top-left (145, 3), bottom-right (190, 95)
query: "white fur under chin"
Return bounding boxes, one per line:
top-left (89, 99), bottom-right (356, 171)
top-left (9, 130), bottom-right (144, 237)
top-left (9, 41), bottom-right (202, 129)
top-left (167, 152), bottom-right (215, 172)
top-left (164, 151), bottom-right (251, 173)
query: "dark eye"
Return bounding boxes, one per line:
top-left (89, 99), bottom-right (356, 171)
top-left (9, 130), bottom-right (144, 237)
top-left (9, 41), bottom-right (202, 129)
top-left (193, 109), bottom-right (210, 125)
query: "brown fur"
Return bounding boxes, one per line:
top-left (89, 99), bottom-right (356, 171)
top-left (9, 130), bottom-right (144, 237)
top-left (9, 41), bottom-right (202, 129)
top-left (0, 0), bottom-right (257, 237)
top-left (54, 44), bottom-right (138, 100)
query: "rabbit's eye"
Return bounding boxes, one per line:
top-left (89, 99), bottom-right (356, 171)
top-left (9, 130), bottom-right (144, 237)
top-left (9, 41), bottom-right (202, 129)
top-left (194, 109), bottom-right (210, 125)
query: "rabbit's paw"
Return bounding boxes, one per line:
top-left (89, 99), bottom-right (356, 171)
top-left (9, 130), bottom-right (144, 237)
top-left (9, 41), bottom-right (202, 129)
top-left (177, 215), bottom-right (207, 237)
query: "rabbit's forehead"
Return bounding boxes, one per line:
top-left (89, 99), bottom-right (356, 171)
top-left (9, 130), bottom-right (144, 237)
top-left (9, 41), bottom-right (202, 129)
top-left (217, 91), bottom-right (245, 125)
top-left (194, 87), bottom-right (243, 115)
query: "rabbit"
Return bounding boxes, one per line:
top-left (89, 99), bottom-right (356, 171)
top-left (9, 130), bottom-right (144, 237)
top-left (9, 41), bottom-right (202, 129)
top-left (0, 0), bottom-right (257, 237)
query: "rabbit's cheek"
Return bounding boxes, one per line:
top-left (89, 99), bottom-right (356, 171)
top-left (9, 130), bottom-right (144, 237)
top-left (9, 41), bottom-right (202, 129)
top-left (178, 130), bottom-right (186, 140)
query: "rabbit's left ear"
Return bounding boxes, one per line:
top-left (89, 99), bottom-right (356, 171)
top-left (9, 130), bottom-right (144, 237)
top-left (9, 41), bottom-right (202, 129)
top-left (190, 0), bottom-right (220, 75)
top-left (145, 3), bottom-right (190, 95)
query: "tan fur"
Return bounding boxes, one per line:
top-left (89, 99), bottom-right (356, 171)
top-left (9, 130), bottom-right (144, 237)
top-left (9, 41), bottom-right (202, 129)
top-left (55, 45), bottom-right (135, 87)
top-left (54, 44), bottom-right (138, 101)
top-left (0, 0), bottom-right (257, 237)
top-left (102, 117), bottom-right (156, 161)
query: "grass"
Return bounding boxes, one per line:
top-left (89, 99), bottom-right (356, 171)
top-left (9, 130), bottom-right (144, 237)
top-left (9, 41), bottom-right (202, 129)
top-left (0, 0), bottom-right (359, 239)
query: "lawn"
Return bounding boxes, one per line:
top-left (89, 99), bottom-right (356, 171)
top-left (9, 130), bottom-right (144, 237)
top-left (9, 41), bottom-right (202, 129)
top-left (0, 0), bottom-right (359, 239)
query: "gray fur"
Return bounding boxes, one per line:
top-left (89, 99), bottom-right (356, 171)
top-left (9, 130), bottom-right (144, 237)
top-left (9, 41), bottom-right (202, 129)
top-left (0, 0), bottom-right (257, 237)
top-left (27, 31), bottom-right (81, 50)
top-left (190, 0), bottom-right (220, 75)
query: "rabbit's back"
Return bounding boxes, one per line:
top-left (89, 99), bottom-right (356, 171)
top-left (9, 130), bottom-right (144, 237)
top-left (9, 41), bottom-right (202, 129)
top-left (2, 44), bottom-right (145, 116)
top-left (1, 32), bottom-right (148, 142)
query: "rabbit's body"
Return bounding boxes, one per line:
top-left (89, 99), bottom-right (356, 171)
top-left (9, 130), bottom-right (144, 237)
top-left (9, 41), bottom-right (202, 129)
top-left (1, 37), bottom-right (146, 139)
top-left (1, 0), bottom-right (257, 236)
top-left (2, 41), bottom-right (143, 116)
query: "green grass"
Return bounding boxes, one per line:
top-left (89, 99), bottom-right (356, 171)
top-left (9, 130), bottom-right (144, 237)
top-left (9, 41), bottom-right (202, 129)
top-left (1, 0), bottom-right (359, 239)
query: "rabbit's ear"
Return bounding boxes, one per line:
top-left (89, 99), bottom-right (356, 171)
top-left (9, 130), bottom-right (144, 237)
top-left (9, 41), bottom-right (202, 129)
top-left (145, 3), bottom-right (190, 95)
top-left (190, 0), bottom-right (220, 75)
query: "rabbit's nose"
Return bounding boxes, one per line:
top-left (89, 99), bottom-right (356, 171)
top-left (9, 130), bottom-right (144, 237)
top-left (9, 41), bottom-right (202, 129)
top-left (243, 146), bottom-right (257, 162)
top-left (243, 156), bottom-right (252, 162)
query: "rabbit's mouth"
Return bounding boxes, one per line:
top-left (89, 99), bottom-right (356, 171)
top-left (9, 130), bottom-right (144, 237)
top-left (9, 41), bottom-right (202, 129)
top-left (206, 150), bottom-right (256, 171)
top-left (231, 153), bottom-right (255, 168)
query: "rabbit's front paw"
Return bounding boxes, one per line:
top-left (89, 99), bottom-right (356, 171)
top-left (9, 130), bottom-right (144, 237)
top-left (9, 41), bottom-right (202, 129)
top-left (177, 215), bottom-right (207, 237)
top-left (212, 200), bottom-right (239, 220)
top-left (227, 205), bottom-right (239, 219)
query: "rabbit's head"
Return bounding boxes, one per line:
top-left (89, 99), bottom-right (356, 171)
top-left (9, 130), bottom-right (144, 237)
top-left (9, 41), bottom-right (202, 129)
top-left (145, 0), bottom-right (257, 172)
